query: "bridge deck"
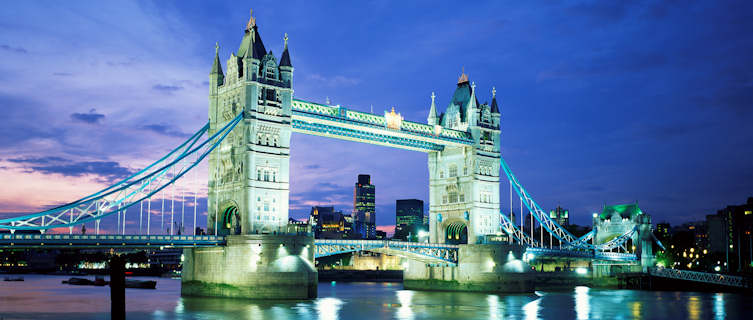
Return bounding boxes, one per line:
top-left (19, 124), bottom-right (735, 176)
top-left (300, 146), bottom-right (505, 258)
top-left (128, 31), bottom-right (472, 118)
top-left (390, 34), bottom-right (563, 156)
top-left (291, 99), bottom-right (474, 152)
top-left (0, 234), bottom-right (225, 248)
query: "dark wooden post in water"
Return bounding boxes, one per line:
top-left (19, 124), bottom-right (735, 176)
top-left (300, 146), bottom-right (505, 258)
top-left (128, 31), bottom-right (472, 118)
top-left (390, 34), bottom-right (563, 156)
top-left (110, 255), bottom-right (125, 320)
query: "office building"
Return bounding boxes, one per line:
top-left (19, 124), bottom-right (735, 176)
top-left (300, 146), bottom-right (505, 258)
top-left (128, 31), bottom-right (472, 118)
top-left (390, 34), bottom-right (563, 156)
top-left (395, 199), bottom-right (424, 241)
top-left (354, 174), bottom-right (376, 239)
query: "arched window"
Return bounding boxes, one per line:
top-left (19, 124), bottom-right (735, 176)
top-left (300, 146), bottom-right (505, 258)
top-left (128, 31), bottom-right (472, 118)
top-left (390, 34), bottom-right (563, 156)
top-left (257, 169), bottom-right (262, 180)
top-left (264, 170), bottom-right (270, 181)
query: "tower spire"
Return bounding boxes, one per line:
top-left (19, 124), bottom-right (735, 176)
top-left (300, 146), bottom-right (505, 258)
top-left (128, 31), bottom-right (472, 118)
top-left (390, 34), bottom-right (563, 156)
top-left (457, 66), bottom-right (469, 84)
top-left (491, 86), bottom-right (499, 114)
top-left (427, 91), bottom-right (438, 125)
top-left (210, 41), bottom-right (224, 77)
top-left (246, 9), bottom-right (256, 31)
top-left (280, 32), bottom-right (292, 67)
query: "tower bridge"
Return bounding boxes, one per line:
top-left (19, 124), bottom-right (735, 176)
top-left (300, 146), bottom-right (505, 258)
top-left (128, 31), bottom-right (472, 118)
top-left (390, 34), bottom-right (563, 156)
top-left (0, 12), bottom-right (668, 299)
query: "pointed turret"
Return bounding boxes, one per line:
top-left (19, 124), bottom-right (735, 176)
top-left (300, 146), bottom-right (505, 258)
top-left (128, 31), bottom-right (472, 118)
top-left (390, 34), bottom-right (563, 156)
top-left (466, 81), bottom-right (479, 124)
top-left (237, 10), bottom-right (267, 60)
top-left (210, 42), bottom-right (224, 90)
top-left (280, 33), bottom-right (292, 67)
top-left (490, 86), bottom-right (499, 114)
top-left (427, 92), bottom-right (438, 125)
top-left (279, 33), bottom-right (293, 86)
top-left (210, 42), bottom-right (224, 79)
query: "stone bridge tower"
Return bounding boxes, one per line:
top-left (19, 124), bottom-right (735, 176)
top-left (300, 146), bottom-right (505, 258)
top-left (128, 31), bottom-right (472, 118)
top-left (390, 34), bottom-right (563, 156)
top-left (593, 203), bottom-right (656, 272)
top-left (427, 72), bottom-right (501, 244)
top-left (207, 13), bottom-right (293, 236)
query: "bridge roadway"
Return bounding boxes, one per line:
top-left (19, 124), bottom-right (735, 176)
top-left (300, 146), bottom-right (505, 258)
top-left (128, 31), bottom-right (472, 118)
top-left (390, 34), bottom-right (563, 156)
top-left (0, 234), bottom-right (638, 264)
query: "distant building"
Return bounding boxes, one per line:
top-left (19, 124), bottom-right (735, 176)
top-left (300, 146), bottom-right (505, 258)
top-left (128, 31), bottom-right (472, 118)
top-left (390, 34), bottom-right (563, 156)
top-left (310, 206), bottom-right (347, 239)
top-left (395, 199), bottom-right (424, 241)
top-left (655, 222), bottom-right (671, 243)
top-left (549, 206), bottom-right (569, 226)
top-left (375, 230), bottom-right (387, 240)
top-left (706, 214), bottom-right (726, 253)
top-left (354, 174), bottom-right (376, 239)
top-left (287, 218), bottom-right (310, 235)
top-left (709, 197), bottom-right (753, 273)
top-left (342, 214), bottom-right (354, 237)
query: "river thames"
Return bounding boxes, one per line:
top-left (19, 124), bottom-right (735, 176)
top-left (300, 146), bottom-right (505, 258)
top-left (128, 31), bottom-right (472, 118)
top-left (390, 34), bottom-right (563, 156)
top-left (0, 274), bottom-right (750, 319)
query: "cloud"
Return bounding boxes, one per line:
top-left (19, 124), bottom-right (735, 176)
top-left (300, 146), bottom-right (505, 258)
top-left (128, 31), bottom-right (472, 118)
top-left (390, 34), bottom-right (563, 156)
top-left (303, 164), bottom-right (321, 170)
top-left (7, 156), bottom-right (70, 164)
top-left (140, 123), bottom-right (191, 138)
top-left (25, 159), bottom-right (134, 182)
top-left (70, 108), bottom-right (105, 124)
top-left (0, 44), bottom-right (28, 54)
top-left (152, 84), bottom-right (184, 93)
top-left (52, 72), bottom-right (73, 77)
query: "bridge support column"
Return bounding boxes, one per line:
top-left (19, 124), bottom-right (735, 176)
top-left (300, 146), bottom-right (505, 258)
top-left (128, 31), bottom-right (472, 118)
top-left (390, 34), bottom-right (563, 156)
top-left (403, 244), bottom-right (533, 293)
top-left (181, 235), bottom-right (317, 299)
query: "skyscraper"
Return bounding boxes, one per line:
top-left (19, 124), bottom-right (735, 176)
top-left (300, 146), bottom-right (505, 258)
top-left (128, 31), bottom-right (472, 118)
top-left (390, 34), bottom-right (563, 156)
top-left (549, 206), bottom-right (569, 226)
top-left (354, 174), bottom-right (376, 239)
top-left (395, 199), bottom-right (424, 241)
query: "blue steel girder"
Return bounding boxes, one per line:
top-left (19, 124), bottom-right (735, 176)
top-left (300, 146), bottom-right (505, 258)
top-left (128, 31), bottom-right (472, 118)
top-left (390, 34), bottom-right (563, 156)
top-left (0, 113), bottom-right (244, 231)
top-left (525, 247), bottom-right (638, 262)
top-left (291, 99), bottom-right (474, 152)
top-left (314, 239), bottom-right (458, 265)
top-left (650, 267), bottom-right (751, 288)
top-left (0, 234), bottom-right (225, 248)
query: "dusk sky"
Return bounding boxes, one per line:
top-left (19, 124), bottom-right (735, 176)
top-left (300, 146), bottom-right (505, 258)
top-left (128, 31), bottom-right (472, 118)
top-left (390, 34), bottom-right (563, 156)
top-left (0, 1), bottom-right (751, 235)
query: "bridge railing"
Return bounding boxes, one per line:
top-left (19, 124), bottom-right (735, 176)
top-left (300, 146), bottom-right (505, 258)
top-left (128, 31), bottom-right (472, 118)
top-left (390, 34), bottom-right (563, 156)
top-left (651, 267), bottom-right (751, 289)
top-left (0, 233), bottom-right (225, 247)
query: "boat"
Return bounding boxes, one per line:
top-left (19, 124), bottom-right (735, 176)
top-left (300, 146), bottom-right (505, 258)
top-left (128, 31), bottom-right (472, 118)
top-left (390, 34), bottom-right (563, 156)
top-left (62, 277), bottom-right (94, 285)
top-left (62, 277), bottom-right (109, 286)
top-left (3, 276), bottom-right (24, 281)
top-left (125, 279), bottom-right (157, 289)
top-left (93, 276), bottom-right (109, 286)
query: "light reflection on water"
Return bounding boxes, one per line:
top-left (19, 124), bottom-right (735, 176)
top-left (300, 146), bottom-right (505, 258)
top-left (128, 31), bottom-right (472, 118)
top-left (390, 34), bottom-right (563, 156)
top-left (574, 286), bottom-right (590, 320)
top-left (0, 274), bottom-right (751, 320)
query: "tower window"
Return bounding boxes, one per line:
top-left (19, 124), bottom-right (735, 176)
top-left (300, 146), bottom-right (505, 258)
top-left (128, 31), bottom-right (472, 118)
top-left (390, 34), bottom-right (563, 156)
top-left (449, 165), bottom-right (457, 177)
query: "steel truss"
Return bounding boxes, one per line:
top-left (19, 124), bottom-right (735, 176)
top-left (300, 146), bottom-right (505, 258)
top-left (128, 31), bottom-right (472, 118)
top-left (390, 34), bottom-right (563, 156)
top-left (499, 157), bottom-right (639, 255)
top-left (0, 114), bottom-right (243, 231)
top-left (651, 267), bottom-right (751, 289)
top-left (314, 239), bottom-right (459, 265)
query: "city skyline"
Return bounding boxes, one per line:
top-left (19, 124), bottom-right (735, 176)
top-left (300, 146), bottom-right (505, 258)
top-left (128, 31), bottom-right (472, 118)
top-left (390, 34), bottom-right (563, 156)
top-left (0, 1), bottom-right (752, 235)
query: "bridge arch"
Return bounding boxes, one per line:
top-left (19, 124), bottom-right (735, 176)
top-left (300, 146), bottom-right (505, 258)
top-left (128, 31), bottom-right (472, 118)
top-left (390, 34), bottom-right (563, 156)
top-left (219, 201), bottom-right (241, 236)
top-left (444, 221), bottom-right (468, 245)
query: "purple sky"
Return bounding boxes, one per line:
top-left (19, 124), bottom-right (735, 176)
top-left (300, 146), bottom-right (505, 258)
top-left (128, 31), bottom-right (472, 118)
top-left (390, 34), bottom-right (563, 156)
top-left (0, 1), bottom-right (751, 235)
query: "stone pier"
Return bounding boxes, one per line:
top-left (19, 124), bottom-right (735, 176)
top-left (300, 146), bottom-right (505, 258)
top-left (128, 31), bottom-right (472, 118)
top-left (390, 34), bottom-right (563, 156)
top-left (182, 235), bottom-right (317, 299)
top-left (403, 244), bottom-right (534, 293)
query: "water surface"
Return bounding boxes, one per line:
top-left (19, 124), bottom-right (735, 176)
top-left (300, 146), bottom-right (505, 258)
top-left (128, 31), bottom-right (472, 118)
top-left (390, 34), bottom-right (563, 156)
top-left (0, 274), bottom-right (750, 319)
